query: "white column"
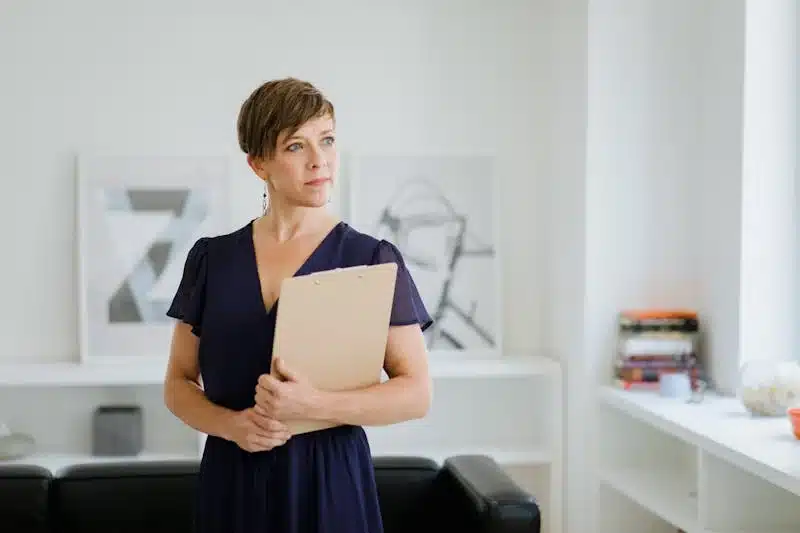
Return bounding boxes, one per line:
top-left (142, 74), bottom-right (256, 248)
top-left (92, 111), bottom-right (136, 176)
top-left (739, 0), bottom-right (798, 368)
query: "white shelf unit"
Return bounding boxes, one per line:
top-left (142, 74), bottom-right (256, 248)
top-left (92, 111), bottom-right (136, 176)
top-left (0, 353), bottom-right (560, 387)
top-left (596, 386), bottom-right (800, 533)
top-left (0, 354), bottom-right (563, 533)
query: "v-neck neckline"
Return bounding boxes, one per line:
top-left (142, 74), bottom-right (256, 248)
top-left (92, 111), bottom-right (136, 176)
top-left (248, 219), bottom-right (343, 317)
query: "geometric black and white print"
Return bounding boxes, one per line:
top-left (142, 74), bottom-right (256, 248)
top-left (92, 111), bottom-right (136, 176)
top-left (105, 188), bottom-right (209, 324)
top-left (78, 154), bottom-right (229, 362)
top-left (349, 155), bottom-right (501, 355)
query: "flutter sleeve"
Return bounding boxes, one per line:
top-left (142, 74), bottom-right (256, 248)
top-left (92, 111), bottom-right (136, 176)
top-left (370, 239), bottom-right (433, 332)
top-left (166, 237), bottom-right (209, 336)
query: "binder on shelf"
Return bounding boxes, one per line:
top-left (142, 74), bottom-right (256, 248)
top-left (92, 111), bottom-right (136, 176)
top-left (271, 262), bottom-right (398, 435)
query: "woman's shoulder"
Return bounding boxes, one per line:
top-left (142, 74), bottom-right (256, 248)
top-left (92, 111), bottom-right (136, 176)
top-left (339, 221), bottom-right (379, 246)
top-left (176, 222), bottom-right (252, 275)
top-left (190, 221), bottom-right (252, 253)
top-left (338, 222), bottom-right (401, 265)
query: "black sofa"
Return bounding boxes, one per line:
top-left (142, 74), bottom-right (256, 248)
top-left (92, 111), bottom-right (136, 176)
top-left (1, 454), bottom-right (540, 533)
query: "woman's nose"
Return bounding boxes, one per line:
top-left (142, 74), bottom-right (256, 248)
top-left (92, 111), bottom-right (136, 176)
top-left (308, 147), bottom-right (326, 169)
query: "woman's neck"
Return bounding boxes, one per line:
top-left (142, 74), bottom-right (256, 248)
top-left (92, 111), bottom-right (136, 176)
top-left (258, 199), bottom-right (336, 243)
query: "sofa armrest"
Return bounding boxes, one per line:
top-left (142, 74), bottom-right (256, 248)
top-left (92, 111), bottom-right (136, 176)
top-left (438, 455), bottom-right (540, 533)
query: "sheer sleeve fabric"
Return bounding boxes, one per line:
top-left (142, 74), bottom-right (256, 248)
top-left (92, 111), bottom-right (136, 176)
top-left (166, 237), bottom-right (209, 336)
top-left (370, 239), bottom-right (433, 332)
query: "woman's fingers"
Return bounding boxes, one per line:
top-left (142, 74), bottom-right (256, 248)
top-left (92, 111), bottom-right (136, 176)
top-left (243, 410), bottom-right (291, 450)
top-left (247, 429), bottom-right (292, 450)
top-left (249, 407), bottom-right (289, 432)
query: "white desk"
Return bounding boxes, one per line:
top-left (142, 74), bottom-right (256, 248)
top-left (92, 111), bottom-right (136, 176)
top-left (596, 386), bottom-right (800, 533)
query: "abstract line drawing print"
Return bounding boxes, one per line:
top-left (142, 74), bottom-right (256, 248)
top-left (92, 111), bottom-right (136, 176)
top-left (350, 155), bottom-right (500, 354)
top-left (78, 155), bottom-right (229, 362)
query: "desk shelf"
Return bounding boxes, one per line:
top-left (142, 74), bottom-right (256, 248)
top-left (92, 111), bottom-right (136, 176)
top-left (597, 387), bottom-right (800, 533)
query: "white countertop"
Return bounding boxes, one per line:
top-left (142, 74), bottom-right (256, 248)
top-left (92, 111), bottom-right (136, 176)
top-left (600, 386), bottom-right (800, 497)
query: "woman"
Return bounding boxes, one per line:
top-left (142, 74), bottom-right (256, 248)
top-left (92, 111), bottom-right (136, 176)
top-left (163, 77), bottom-right (433, 533)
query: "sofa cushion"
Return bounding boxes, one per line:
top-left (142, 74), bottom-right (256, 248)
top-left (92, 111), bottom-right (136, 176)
top-left (2, 454), bottom-right (539, 533)
top-left (51, 460), bottom-right (199, 533)
top-left (0, 464), bottom-right (51, 533)
top-left (373, 456), bottom-right (440, 533)
top-left (50, 457), bottom-right (441, 533)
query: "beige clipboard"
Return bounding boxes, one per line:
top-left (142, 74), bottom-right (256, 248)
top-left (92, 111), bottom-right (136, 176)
top-left (270, 262), bottom-right (398, 435)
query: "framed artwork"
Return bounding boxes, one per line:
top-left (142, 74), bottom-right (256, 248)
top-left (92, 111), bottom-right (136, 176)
top-left (348, 154), bottom-right (502, 358)
top-left (77, 155), bottom-right (230, 364)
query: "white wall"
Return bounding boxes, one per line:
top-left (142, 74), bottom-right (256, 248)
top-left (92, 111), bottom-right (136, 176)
top-left (544, 2), bottom-right (717, 531)
top-left (537, 1), bottom-right (588, 533)
top-left (540, 1), bottom-right (797, 532)
top-left (694, 0), bottom-right (746, 398)
top-left (3, 1), bottom-right (797, 531)
top-left (0, 0), bottom-right (554, 470)
top-left (739, 0), bottom-right (799, 374)
top-left (0, 0), bottom-right (548, 365)
top-left (545, 0), bottom-right (797, 403)
top-left (583, 0), bottom-right (708, 383)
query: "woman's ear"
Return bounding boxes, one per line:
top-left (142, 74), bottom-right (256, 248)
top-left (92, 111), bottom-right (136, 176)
top-left (246, 154), bottom-right (261, 175)
top-left (248, 154), bottom-right (273, 181)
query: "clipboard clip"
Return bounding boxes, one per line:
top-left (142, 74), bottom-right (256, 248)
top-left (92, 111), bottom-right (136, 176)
top-left (315, 267), bottom-right (366, 283)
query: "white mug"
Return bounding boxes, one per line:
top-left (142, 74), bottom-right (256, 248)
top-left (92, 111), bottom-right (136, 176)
top-left (660, 372), bottom-right (692, 399)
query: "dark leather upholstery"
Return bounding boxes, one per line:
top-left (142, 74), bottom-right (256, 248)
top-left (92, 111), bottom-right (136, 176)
top-left (438, 455), bottom-right (541, 533)
top-left (51, 460), bottom-right (199, 533)
top-left (372, 457), bottom-right (441, 532)
top-left (0, 465), bottom-right (51, 533)
top-left (0, 455), bottom-right (540, 533)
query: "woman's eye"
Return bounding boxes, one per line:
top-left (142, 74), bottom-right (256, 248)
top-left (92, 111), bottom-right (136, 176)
top-left (322, 136), bottom-right (335, 146)
top-left (287, 142), bottom-right (302, 152)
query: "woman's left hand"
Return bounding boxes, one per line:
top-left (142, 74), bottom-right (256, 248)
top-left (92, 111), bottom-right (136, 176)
top-left (254, 358), bottom-right (321, 421)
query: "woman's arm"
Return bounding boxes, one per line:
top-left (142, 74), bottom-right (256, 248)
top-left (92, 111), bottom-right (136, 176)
top-left (163, 323), bottom-right (292, 451)
top-left (258, 324), bottom-right (432, 426)
top-left (313, 324), bottom-right (431, 425)
top-left (163, 322), bottom-right (236, 438)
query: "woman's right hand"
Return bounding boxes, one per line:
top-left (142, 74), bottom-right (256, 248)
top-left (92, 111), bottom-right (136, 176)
top-left (224, 407), bottom-right (291, 452)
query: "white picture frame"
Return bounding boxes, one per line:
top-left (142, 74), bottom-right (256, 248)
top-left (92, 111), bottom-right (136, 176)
top-left (348, 153), bottom-right (503, 359)
top-left (77, 155), bottom-right (230, 364)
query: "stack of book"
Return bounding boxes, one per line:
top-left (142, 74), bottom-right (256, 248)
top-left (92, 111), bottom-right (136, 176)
top-left (614, 309), bottom-right (704, 391)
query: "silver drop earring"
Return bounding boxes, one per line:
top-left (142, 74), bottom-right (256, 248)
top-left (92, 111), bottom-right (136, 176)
top-left (261, 183), bottom-right (268, 215)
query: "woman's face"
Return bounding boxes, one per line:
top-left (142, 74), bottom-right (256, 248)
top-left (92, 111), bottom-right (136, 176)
top-left (250, 115), bottom-right (338, 209)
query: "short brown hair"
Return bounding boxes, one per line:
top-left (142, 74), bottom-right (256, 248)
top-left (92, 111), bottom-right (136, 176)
top-left (237, 77), bottom-right (335, 160)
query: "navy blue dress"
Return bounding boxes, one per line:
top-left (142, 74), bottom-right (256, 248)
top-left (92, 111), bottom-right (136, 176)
top-left (166, 220), bottom-right (432, 533)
